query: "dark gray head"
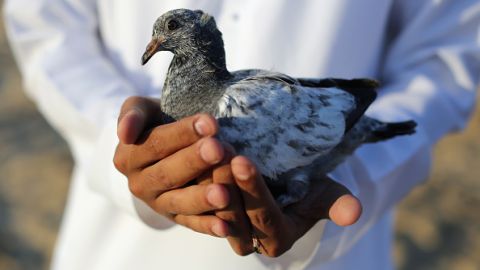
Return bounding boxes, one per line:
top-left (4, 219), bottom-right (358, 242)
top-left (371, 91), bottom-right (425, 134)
top-left (142, 9), bottom-right (224, 65)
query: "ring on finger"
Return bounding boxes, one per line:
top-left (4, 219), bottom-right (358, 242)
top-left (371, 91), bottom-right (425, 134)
top-left (252, 232), bottom-right (262, 254)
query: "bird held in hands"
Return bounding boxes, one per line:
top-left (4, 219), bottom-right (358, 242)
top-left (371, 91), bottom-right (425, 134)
top-left (142, 9), bottom-right (417, 206)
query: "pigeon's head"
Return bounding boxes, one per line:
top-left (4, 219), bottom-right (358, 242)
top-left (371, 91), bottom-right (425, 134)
top-left (142, 9), bottom-right (223, 65)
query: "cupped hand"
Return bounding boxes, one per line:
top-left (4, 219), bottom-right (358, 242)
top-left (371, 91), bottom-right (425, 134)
top-left (220, 156), bottom-right (363, 257)
top-left (113, 96), bottom-right (233, 237)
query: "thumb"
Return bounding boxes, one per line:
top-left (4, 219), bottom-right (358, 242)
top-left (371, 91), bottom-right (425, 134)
top-left (117, 96), bottom-right (162, 144)
top-left (289, 176), bottom-right (362, 227)
top-left (320, 178), bottom-right (362, 226)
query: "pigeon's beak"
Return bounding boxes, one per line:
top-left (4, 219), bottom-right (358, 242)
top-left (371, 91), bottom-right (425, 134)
top-left (142, 36), bottom-right (165, 65)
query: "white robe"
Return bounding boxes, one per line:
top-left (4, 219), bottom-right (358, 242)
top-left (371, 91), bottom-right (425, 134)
top-left (4, 0), bottom-right (480, 269)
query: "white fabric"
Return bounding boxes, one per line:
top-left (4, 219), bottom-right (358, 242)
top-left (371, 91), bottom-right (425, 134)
top-left (4, 0), bottom-right (480, 269)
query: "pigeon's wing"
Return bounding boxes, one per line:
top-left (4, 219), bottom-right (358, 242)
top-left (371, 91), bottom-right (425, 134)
top-left (214, 75), bottom-right (357, 179)
top-left (231, 69), bottom-right (300, 85)
top-left (296, 77), bottom-right (379, 89)
top-left (296, 78), bottom-right (378, 133)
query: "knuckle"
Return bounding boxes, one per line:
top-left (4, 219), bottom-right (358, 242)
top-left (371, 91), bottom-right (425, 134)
top-left (252, 209), bottom-right (276, 229)
top-left (151, 196), bottom-right (172, 216)
top-left (166, 194), bottom-right (181, 214)
top-left (113, 154), bottom-right (125, 173)
top-left (128, 179), bottom-right (144, 198)
top-left (113, 147), bottom-right (128, 173)
top-left (145, 169), bottom-right (175, 191)
top-left (160, 177), bottom-right (177, 191)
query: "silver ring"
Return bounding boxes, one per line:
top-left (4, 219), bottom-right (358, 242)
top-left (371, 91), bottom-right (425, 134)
top-left (252, 233), bottom-right (261, 254)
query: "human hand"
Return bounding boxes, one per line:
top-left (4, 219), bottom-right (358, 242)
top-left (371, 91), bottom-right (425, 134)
top-left (113, 96), bottom-right (362, 254)
top-left (220, 156), bottom-right (362, 257)
top-left (113, 96), bottom-right (234, 237)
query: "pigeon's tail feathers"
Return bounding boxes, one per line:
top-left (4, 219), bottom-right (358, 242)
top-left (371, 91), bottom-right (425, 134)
top-left (341, 85), bottom-right (377, 108)
top-left (370, 120), bottom-right (417, 142)
top-left (342, 86), bottom-right (377, 134)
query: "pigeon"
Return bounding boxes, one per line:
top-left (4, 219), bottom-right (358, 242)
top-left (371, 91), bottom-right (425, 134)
top-left (141, 9), bottom-right (417, 206)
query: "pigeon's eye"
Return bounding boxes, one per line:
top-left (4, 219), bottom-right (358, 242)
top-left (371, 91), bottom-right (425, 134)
top-left (167, 20), bottom-right (179, 31)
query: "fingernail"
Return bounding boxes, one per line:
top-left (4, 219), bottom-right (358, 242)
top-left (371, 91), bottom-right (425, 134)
top-left (199, 139), bottom-right (223, 164)
top-left (233, 163), bottom-right (252, 181)
top-left (206, 185), bottom-right (227, 209)
top-left (236, 173), bottom-right (250, 181)
top-left (212, 223), bottom-right (227, 238)
top-left (194, 118), bottom-right (209, 136)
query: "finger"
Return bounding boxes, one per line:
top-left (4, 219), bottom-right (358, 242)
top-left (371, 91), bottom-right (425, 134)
top-left (139, 137), bottom-right (224, 199)
top-left (173, 214), bottom-right (229, 238)
top-left (212, 163), bottom-right (253, 256)
top-left (329, 194), bottom-right (362, 226)
top-left (289, 177), bottom-right (362, 227)
top-left (231, 156), bottom-right (290, 256)
top-left (324, 184), bottom-right (362, 226)
top-left (196, 142), bottom-right (237, 186)
top-left (153, 183), bottom-right (229, 216)
top-left (117, 96), bottom-right (162, 144)
top-left (124, 114), bottom-right (219, 169)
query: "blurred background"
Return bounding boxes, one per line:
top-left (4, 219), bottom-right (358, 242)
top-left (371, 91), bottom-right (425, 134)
top-left (0, 4), bottom-right (479, 270)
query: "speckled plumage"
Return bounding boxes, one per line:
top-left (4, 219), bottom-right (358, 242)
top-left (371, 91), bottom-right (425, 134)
top-left (215, 72), bottom-right (355, 179)
top-left (142, 9), bottom-right (416, 206)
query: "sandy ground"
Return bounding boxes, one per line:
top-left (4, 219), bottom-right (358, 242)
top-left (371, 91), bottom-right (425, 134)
top-left (0, 5), bottom-right (479, 270)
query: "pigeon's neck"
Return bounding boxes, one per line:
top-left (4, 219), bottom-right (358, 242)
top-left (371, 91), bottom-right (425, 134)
top-left (161, 46), bottom-right (231, 120)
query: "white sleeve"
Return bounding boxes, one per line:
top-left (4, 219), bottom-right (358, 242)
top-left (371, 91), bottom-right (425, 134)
top-left (3, 0), bottom-right (169, 228)
top-left (320, 0), bottom-right (480, 260)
